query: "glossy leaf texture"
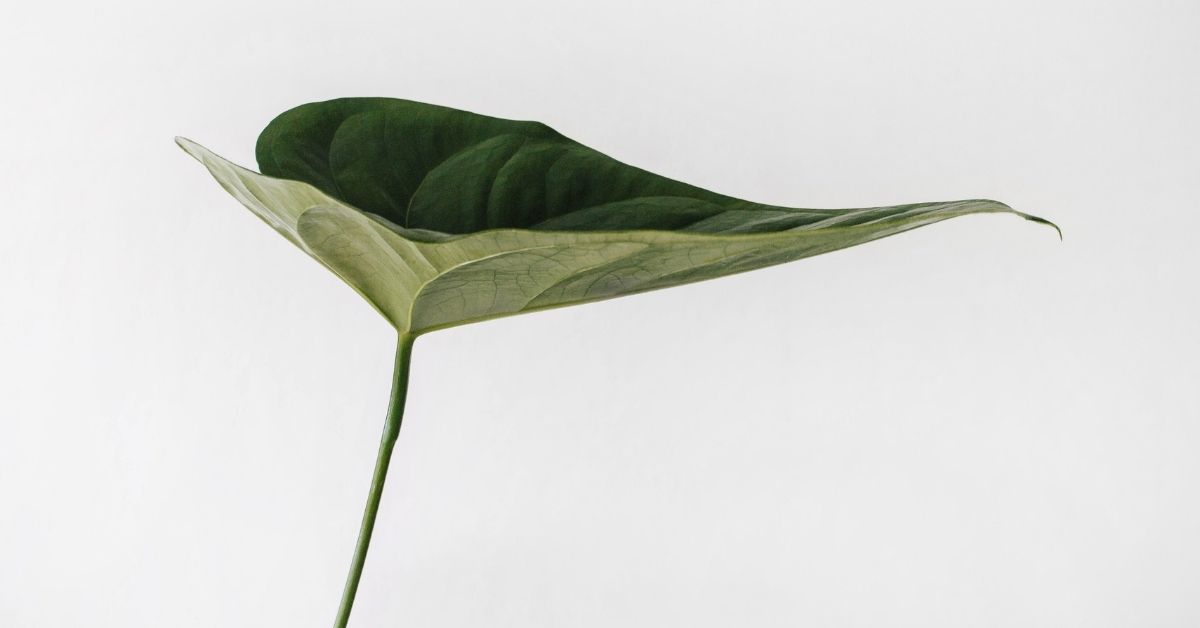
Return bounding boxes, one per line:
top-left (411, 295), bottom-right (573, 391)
top-left (178, 98), bottom-right (1057, 335)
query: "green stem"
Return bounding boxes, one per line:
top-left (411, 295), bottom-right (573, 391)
top-left (333, 333), bottom-right (416, 628)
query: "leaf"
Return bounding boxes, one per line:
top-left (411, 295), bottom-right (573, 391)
top-left (178, 97), bottom-right (1056, 335)
top-left (178, 98), bottom-right (1061, 625)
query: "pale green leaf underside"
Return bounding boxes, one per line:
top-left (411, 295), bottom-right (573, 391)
top-left (178, 137), bottom-right (1055, 335)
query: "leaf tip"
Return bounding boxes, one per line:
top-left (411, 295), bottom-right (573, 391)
top-left (1023, 213), bottom-right (1063, 241)
top-left (981, 199), bottom-right (1062, 241)
top-left (1005, 209), bottom-right (1062, 241)
top-left (174, 136), bottom-right (204, 160)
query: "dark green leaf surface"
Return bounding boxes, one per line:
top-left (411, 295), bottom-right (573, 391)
top-left (179, 97), bottom-right (1056, 334)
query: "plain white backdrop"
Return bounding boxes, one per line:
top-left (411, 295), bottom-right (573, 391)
top-left (2, 0), bottom-right (1197, 626)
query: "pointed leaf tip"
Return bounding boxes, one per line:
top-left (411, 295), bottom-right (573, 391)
top-left (1023, 213), bottom-right (1063, 240)
top-left (175, 136), bottom-right (204, 160)
top-left (982, 198), bottom-right (1062, 240)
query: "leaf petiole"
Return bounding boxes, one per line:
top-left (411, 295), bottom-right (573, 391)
top-left (333, 333), bottom-right (415, 628)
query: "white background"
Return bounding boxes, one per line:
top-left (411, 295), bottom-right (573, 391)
top-left (2, 1), bottom-right (1198, 626)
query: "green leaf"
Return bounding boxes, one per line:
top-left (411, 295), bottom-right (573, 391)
top-left (177, 98), bottom-right (1060, 626)
top-left (178, 97), bottom-right (1056, 335)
